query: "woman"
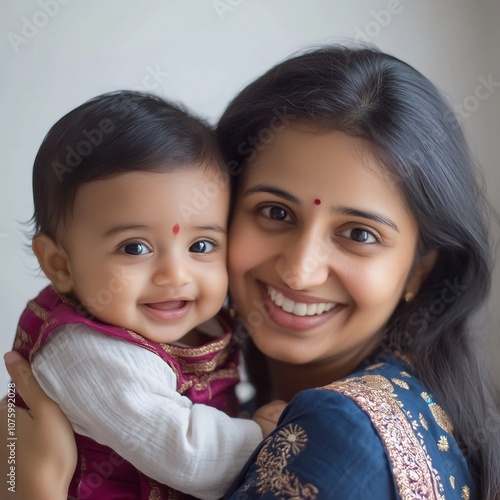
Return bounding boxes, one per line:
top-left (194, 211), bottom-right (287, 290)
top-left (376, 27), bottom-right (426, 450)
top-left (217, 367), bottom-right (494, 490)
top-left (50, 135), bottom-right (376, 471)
top-left (3, 45), bottom-right (500, 499)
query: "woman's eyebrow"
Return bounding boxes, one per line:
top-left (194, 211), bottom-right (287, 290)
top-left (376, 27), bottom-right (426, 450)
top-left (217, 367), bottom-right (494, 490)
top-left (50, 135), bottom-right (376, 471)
top-left (243, 185), bottom-right (300, 204)
top-left (334, 206), bottom-right (399, 232)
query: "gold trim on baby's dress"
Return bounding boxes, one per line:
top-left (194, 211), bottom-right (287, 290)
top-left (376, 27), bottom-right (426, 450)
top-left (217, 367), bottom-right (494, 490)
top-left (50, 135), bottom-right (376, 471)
top-left (159, 334), bottom-right (232, 358)
top-left (13, 326), bottom-right (29, 350)
top-left (76, 454), bottom-right (87, 498)
top-left (147, 479), bottom-right (162, 500)
top-left (322, 374), bottom-right (445, 499)
top-left (27, 299), bottom-right (49, 320)
top-left (29, 315), bottom-right (62, 361)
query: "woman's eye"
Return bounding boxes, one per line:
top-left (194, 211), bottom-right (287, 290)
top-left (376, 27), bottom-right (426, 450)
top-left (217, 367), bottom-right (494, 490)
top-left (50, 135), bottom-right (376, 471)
top-left (341, 228), bottom-right (379, 244)
top-left (260, 205), bottom-right (292, 222)
top-left (189, 240), bottom-right (216, 254)
top-left (121, 242), bottom-right (151, 255)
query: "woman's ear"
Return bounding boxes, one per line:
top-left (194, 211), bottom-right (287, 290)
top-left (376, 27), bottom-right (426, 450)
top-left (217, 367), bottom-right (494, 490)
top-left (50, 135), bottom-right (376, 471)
top-left (32, 234), bottom-right (73, 293)
top-left (404, 249), bottom-right (439, 298)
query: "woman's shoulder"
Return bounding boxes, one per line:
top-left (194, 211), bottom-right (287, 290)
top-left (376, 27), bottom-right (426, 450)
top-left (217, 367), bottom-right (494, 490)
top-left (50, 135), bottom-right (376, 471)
top-left (287, 354), bottom-right (477, 499)
top-left (226, 380), bottom-right (397, 499)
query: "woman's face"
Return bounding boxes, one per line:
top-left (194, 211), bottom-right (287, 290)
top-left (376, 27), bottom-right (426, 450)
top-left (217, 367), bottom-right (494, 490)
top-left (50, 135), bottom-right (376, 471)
top-left (228, 124), bottom-right (427, 368)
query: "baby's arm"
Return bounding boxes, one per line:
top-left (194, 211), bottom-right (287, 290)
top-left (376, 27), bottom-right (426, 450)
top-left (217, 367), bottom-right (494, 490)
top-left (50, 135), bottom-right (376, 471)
top-left (1, 352), bottom-right (76, 500)
top-left (252, 400), bottom-right (287, 436)
top-left (32, 325), bottom-right (263, 500)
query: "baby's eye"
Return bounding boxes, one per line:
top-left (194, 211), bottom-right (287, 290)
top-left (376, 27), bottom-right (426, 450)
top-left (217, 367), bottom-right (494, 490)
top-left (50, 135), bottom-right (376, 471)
top-left (121, 242), bottom-right (151, 255)
top-left (340, 228), bottom-right (379, 244)
top-left (260, 205), bottom-right (293, 222)
top-left (189, 240), bottom-right (216, 254)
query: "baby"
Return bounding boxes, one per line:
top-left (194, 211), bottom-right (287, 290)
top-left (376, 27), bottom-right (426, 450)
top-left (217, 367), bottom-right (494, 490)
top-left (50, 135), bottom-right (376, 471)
top-left (12, 91), bottom-right (284, 499)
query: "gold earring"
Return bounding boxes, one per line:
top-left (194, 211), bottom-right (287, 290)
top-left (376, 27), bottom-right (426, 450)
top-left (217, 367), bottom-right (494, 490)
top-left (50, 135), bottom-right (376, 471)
top-left (227, 298), bottom-right (237, 319)
top-left (403, 291), bottom-right (415, 303)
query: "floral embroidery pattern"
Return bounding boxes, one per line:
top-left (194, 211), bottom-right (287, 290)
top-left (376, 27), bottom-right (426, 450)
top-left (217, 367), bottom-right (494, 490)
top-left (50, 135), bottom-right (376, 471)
top-left (437, 436), bottom-right (449, 452)
top-left (366, 362), bottom-right (385, 371)
top-left (392, 377), bottom-right (410, 390)
top-left (274, 425), bottom-right (308, 455)
top-left (421, 392), bottom-right (454, 434)
top-left (253, 424), bottom-right (318, 499)
top-left (419, 413), bottom-right (429, 430)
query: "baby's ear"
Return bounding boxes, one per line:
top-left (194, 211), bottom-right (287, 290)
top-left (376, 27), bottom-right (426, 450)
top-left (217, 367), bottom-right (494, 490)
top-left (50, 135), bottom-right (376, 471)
top-left (32, 234), bottom-right (73, 293)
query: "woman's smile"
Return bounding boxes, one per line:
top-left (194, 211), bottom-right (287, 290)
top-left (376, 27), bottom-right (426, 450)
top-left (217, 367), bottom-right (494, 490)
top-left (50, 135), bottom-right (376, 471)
top-left (258, 281), bottom-right (343, 332)
top-left (266, 284), bottom-right (337, 316)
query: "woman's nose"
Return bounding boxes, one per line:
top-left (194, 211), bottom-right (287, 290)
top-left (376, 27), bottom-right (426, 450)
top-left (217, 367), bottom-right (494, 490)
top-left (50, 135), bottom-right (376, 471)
top-left (275, 234), bottom-right (330, 290)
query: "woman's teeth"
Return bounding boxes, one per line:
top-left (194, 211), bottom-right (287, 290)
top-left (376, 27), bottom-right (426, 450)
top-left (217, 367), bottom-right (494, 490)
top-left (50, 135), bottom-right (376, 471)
top-left (267, 285), bottom-right (336, 317)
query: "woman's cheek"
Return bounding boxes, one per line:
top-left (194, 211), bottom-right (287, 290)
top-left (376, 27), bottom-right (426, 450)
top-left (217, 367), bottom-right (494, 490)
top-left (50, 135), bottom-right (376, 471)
top-left (229, 221), bottom-right (261, 267)
top-left (354, 260), bottom-right (407, 311)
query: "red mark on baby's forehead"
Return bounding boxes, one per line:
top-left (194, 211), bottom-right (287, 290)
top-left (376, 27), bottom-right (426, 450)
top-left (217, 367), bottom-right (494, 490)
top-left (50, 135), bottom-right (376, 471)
top-left (172, 223), bottom-right (180, 237)
top-left (314, 199), bottom-right (321, 205)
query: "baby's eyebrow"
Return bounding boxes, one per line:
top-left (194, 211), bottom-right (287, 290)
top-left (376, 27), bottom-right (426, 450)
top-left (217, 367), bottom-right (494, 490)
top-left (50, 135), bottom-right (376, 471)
top-left (194, 224), bottom-right (227, 234)
top-left (102, 224), bottom-right (148, 237)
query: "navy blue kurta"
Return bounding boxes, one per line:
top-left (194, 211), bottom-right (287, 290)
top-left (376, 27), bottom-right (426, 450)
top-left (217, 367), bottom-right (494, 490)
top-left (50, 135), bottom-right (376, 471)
top-left (226, 355), bottom-right (476, 499)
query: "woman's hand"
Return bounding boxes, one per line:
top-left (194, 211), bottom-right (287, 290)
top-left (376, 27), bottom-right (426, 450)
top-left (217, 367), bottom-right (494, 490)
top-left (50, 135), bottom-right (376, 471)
top-left (0, 351), bottom-right (77, 499)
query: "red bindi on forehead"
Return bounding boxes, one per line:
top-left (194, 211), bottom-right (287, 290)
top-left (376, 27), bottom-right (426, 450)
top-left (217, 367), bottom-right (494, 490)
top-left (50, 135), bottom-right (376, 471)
top-left (314, 199), bottom-right (321, 205)
top-left (172, 223), bottom-right (180, 236)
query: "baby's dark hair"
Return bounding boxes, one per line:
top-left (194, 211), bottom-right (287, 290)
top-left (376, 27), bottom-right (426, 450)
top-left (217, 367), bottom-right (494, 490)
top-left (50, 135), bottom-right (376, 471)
top-left (32, 90), bottom-right (225, 240)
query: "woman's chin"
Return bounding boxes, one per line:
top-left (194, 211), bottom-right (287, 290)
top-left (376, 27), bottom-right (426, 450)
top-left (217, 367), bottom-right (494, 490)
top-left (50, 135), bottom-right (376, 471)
top-left (250, 333), bottom-right (318, 365)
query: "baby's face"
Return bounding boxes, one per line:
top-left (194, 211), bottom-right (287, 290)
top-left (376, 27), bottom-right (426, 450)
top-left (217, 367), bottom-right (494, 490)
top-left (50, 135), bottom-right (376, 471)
top-left (62, 167), bottom-right (229, 344)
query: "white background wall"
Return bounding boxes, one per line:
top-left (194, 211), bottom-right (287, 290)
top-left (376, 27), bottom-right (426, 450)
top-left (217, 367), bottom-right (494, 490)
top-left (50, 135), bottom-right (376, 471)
top-left (1, 0), bottom-right (499, 391)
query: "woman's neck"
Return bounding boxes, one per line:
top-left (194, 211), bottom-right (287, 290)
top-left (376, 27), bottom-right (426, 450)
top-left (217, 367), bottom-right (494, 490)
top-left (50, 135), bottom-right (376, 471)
top-left (266, 360), bottom-right (346, 402)
top-left (266, 340), bottom-right (382, 402)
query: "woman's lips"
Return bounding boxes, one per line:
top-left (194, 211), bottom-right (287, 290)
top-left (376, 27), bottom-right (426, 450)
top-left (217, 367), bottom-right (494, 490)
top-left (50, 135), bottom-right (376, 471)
top-left (256, 282), bottom-right (342, 331)
top-left (141, 300), bottom-right (192, 321)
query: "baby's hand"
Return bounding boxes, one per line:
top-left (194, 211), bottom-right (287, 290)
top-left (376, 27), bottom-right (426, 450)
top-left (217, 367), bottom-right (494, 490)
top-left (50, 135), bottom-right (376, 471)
top-left (252, 399), bottom-right (287, 437)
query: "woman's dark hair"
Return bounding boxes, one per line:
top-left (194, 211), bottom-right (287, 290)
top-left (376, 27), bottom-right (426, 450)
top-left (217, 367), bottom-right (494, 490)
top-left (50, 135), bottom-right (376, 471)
top-left (32, 90), bottom-right (225, 240)
top-left (217, 45), bottom-right (500, 498)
